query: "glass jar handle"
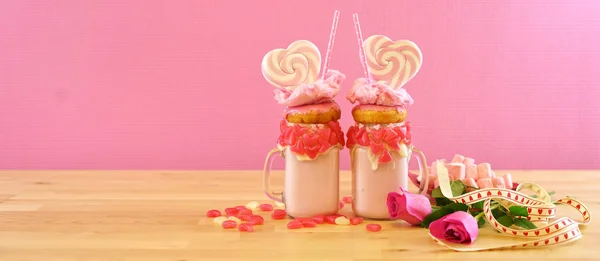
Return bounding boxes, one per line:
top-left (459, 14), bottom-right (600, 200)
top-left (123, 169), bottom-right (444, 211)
top-left (410, 146), bottom-right (429, 195)
top-left (263, 148), bottom-right (284, 203)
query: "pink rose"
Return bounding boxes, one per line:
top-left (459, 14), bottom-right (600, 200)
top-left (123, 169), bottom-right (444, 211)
top-left (386, 187), bottom-right (432, 225)
top-left (429, 211), bottom-right (479, 244)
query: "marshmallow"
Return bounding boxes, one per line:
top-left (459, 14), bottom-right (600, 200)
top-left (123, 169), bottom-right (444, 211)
top-left (463, 157), bottom-right (475, 165)
top-left (492, 177), bottom-right (506, 189)
top-left (428, 175), bottom-right (438, 189)
top-left (452, 154), bottom-right (465, 163)
top-left (462, 178), bottom-right (478, 192)
top-left (465, 164), bottom-right (478, 180)
top-left (503, 174), bottom-right (513, 189)
top-left (477, 163), bottom-right (493, 179)
top-left (447, 163), bottom-right (466, 180)
top-left (477, 178), bottom-right (494, 188)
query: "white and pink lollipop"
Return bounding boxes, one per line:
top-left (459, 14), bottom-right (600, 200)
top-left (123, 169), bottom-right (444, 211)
top-left (261, 11), bottom-right (340, 91)
top-left (353, 14), bottom-right (423, 90)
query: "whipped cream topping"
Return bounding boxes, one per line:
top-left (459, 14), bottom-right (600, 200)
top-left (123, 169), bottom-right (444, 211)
top-left (346, 78), bottom-right (414, 107)
top-left (273, 70), bottom-right (345, 107)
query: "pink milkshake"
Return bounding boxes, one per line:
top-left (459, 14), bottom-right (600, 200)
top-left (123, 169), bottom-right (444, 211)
top-left (345, 77), bottom-right (428, 220)
top-left (260, 37), bottom-right (347, 218)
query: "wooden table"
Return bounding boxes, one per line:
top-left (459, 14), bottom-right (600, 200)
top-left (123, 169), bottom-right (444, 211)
top-left (0, 170), bottom-right (598, 261)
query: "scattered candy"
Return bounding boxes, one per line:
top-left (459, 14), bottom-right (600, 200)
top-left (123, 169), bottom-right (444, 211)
top-left (213, 216), bottom-right (227, 225)
top-left (350, 217), bottom-right (364, 225)
top-left (339, 202), bottom-right (344, 209)
top-left (503, 173), bottom-right (513, 188)
top-left (274, 201), bottom-right (285, 209)
top-left (238, 214), bottom-right (252, 222)
top-left (259, 204), bottom-right (274, 211)
top-left (227, 216), bottom-right (241, 224)
top-left (366, 223), bottom-right (382, 232)
top-left (238, 223), bottom-right (254, 232)
top-left (325, 215), bottom-right (339, 224)
top-left (234, 206), bottom-right (249, 212)
top-left (238, 209), bottom-right (253, 216)
top-left (335, 216), bottom-right (350, 225)
top-left (477, 163), bottom-right (493, 179)
top-left (342, 196), bottom-right (353, 204)
top-left (224, 207), bottom-right (239, 216)
top-left (245, 201), bottom-right (260, 210)
top-left (222, 220), bottom-right (237, 229)
top-left (312, 215), bottom-right (325, 224)
top-left (465, 164), bottom-right (478, 180)
top-left (302, 220), bottom-right (317, 228)
top-left (476, 178), bottom-right (493, 189)
top-left (492, 177), bottom-right (506, 189)
top-left (206, 209), bottom-right (221, 218)
top-left (287, 220), bottom-right (303, 229)
top-left (271, 209), bottom-right (287, 220)
top-left (249, 215), bottom-right (264, 225)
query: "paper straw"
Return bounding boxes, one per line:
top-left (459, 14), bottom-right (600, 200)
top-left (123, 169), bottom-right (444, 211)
top-left (321, 10), bottom-right (340, 79)
top-left (353, 13), bottom-right (371, 80)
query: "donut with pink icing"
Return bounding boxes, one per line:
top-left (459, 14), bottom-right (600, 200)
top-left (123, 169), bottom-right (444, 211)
top-left (284, 100), bottom-right (341, 124)
top-left (351, 104), bottom-right (406, 124)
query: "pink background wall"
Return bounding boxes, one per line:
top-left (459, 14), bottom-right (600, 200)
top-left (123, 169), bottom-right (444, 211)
top-left (1, 0), bottom-right (599, 170)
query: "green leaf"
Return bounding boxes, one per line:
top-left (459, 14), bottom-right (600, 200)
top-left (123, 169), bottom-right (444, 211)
top-left (492, 208), bottom-right (506, 218)
top-left (471, 201), bottom-right (484, 209)
top-left (431, 187), bottom-right (444, 198)
top-left (497, 215), bottom-right (514, 227)
top-left (509, 206), bottom-right (529, 217)
top-left (421, 208), bottom-right (453, 228)
top-left (445, 203), bottom-right (469, 212)
top-left (450, 180), bottom-right (466, 197)
top-left (514, 218), bottom-right (537, 229)
top-left (435, 197), bottom-right (453, 207)
top-left (477, 217), bottom-right (486, 228)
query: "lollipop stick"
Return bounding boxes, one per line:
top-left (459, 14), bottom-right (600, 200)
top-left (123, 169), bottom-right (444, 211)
top-left (321, 10), bottom-right (340, 79)
top-left (353, 13), bottom-right (371, 80)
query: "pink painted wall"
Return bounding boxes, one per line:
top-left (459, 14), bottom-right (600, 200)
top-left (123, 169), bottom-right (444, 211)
top-left (1, 0), bottom-right (599, 170)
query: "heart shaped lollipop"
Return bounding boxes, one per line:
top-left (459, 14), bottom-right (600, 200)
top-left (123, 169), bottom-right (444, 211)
top-left (261, 40), bottom-right (322, 90)
top-left (364, 35), bottom-right (423, 89)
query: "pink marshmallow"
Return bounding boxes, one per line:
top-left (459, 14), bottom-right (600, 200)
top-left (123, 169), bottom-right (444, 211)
top-left (463, 157), bottom-right (475, 165)
top-left (503, 173), bottom-right (513, 189)
top-left (465, 164), bottom-right (478, 180)
top-left (447, 163), bottom-right (465, 180)
top-left (476, 178), bottom-right (494, 188)
top-left (492, 177), bottom-right (506, 189)
top-left (477, 163), bottom-right (493, 180)
top-left (462, 178), bottom-right (478, 192)
top-left (490, 170), bottom-right (496, 178)
top-left (452, 154), bottom-right (465, 163)
top-left (434, 178), bottom-right (440, 188)
top-left (428, 174), bottom-right (438, 189)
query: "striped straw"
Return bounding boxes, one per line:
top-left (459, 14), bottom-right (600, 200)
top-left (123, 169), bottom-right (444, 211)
top-left (353, 13), bottom-right (371, 80)
top-left (321, 10), bottom-right (340, 79)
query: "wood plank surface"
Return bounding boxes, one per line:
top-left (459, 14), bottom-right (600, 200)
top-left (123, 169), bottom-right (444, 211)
top-left (0, 170), bottom-right (598, 261)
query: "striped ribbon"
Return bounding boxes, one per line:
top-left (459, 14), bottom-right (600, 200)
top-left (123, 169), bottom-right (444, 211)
top-left (432, 163), bottom-right (591, 251)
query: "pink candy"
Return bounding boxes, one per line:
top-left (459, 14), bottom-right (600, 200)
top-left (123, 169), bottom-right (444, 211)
top-left (476, 178), bottom-right (493, 188)
top-left (462, 178), bottom-right (478, 192)
top-left (503, 173), bottom-right (513, 188)
top-left (465, 164), bottom-right (478, 180)
top-left (452, 154), bottom-right (465, 163)
top-left (492, 177), bottom-right (506, 188)
top-left (447, 163), bottom-right (465, 180)
top-left (477, 163), bottom-right (493, 179)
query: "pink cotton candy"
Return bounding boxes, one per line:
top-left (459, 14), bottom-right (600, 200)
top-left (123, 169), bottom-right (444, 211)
top-left (465, 164), bottom-right (478, 180)
top-left (477, 178), bottom-right (494, 188)
top-left (477, 163), bottom-right (493, 179)
top-left (447, 163), bottom-right (465, 180)
top-left (503, 174), bottom-right (513, 188)
top-left (463, 157), bottom-right (475, 165)
top-left (492, 177), bottom-right (506, 189)
top-left (274, 70), bottom-right (345, 107)
top-left (346, 77), bottom-right (414, 106)
top-left (462, 178), bottom-right (478, 192)
top-left (452, 154), bottom-right (465, 163)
